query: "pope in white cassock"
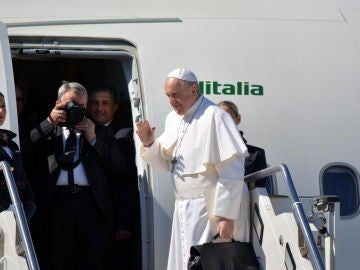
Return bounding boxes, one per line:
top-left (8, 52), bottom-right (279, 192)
top-left (136, 68), bottom-right (250, 270)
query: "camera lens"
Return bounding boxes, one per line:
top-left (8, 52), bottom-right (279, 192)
top-left (59, 101), bottom-right (86, 127)
top-left (68, 106), bottom-right (85, 125)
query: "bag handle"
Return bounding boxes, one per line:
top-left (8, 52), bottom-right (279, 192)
top-left (211, 233), bottom-right (236, 243)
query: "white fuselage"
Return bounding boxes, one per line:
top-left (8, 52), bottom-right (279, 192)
top-left (0, 1), bottom-right (359, 269)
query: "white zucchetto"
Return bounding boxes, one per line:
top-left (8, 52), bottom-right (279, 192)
top-left (167, 68), bottom-right (198, 82)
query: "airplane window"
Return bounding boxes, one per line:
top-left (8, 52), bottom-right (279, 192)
top-left (320, 163), bottom-right (360, 218)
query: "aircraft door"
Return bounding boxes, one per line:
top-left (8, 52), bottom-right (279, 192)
top-left (126, 57), bottom-right (154, 270)
top-left (0, 22), bottom-right (18, 135)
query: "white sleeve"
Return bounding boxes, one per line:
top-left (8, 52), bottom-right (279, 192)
top-left (141, 140), bottom-right (171, 172)
top-left (212, 154), bottom-right (245, 219)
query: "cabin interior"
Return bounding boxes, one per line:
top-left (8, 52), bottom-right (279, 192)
top-left (12, 56), bottom-right (133, 128)
top-left (9, 37), bottom-right (143, 269)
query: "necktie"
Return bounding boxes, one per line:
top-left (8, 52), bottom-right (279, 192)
top-left (64, 129), bottom-right (77, 186)
top-left (64, 129), bottom-right (76, 156)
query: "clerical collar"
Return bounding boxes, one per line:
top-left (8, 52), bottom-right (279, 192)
top-left (183, 95), bottom-right (204, 122)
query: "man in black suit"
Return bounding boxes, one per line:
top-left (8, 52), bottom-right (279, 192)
top-left (28, 82), bottom-right (126, 270)
top-left (88, 85), bottom-right (140, 269)
top-left (218, 101), bottom-right (273, 193)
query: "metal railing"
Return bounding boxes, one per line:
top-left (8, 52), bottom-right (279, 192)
top-left (0, 161), bottom-right (39, 270)
top-left (244, 164), bottom-right (325, 270)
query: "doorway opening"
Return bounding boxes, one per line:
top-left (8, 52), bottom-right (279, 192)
top-left (10, 36), bottom-right (146, 269)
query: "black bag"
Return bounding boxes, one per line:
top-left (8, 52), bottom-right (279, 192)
top-left (188, 234), bottom-right (259, 270)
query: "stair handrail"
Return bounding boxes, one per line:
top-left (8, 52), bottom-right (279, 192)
top-left (0, 161), bottom-right (40, 270)
top-left (244, 163), bottom-right (325, 270)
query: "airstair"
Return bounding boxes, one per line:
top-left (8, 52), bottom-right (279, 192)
top-left (0, 161), bottom-right (39, 270)
top-left (245, 164), bottom-right (338, 270)
top-left (0, 158), bottom-right (338, 270)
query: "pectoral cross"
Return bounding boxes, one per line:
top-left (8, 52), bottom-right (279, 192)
top-left (171, 157), bottom-right (177, 173)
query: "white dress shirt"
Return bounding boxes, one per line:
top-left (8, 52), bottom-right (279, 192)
top-left (56, 127), bottom-right (89, 186)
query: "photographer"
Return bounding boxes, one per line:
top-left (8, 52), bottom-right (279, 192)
top-left (28, 82), bottom-right (126, 270)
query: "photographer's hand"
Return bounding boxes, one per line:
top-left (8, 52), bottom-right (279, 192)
top-left (75, 118), bottom-right (96, 143)
top-left (47, 100), bottom-right (67, 126)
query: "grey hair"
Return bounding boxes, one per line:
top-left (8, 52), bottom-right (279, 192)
top-left (58, 81), bottom-right (87, 100)
top-left (180, 80), bottom-right (200, 95)
top-left (182, 80), bottom-right (197, 87)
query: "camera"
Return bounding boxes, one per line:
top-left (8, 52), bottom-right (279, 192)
top-left (59, 101), bottom-right (86, 127)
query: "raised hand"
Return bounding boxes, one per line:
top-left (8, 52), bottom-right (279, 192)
top-left (136, 120), bottom-right (156, 147)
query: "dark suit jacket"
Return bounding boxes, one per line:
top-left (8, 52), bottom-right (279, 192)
top-left (245, 144), bottom-right (268, 176)
top-left (241, 131), bottom-right (273, 193)
top-left (29, 119), bottom-right (127, 225)
top-left (108, 120), bottom-right (140, 233)
top-left (0, 138), bottom-right (34, 213)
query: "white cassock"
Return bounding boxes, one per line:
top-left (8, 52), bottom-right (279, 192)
top-left (141, 96), bottom-right (250, 270)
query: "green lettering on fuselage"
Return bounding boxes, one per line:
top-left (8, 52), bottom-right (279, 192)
top-left (199, 81), bottom-right (264, 96)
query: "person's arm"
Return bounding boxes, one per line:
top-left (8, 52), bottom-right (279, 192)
top-left (10, 141), bottom-right (37, 221)
top-left (136, 120), bottom-right (171, 172)
top-left (30, 118), bottom-right (56, 142)
top-left (30, 100), bottom-right (67, 143)
top-left (213, 154), bottom-right (245, 238)
top-left (136, 120), bottom-right (155, 147)
top-left (140, 140), bottom-right (171, 172)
